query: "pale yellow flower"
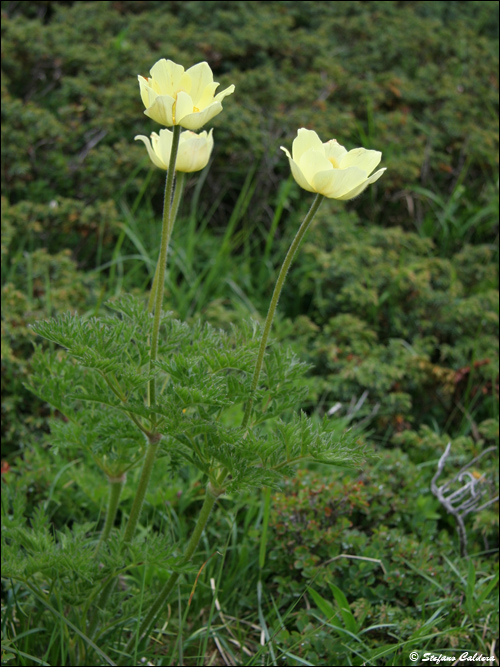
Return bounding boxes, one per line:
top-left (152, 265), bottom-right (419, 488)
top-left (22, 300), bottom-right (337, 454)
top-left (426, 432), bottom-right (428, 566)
top-left (138, 59), bottom-right (235, 130)
top-left (281, 128), bottom-right (386, 200)
top-left (135, 128), bottom-right (214, 173)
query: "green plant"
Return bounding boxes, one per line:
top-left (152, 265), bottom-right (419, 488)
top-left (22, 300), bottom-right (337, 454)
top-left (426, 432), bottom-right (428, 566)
top-left (2, 4), bottom-right (498, 665)
top-left (2, 51), bottom-right (383, 664)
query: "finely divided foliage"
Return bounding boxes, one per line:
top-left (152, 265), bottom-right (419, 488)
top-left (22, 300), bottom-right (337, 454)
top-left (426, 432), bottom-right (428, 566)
top-left (3, 44), bottom-right (375, 661)
top-left (1, 288), bottom-right (364, 662)
top-left (28, 295), bottom-right (361, 492)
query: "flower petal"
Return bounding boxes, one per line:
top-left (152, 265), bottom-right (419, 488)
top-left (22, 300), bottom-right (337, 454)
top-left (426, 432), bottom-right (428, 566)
top-left (197, 82), bottom-right (220, 109)
top-left (156, 129), bottom-right (174, 166)
top-left (282, 128), bottom-right (386, 199)
top-left (144, 95), bottom-right (176, 126)
top-left (214, 84), bottom-right (236, 103)
top-left (336, 168), bottom-right (386, 201)
top-left (178, 101), bottom-right (223, 130)
top-left (139, 59), bottom-right (235, 127)
top-left (323, 139), bottom-right (347, 168)
top-left (176, 129), bottom-right (214, 172)
top-left (138, 76), bottom-right (156, 108)
top-left (312, 165), bottom-right (367, 199)
top-left (179, 71), bottom-right (192, 95)
top-left (299, 149), bottom-right (333, 185)
top-left (185, 62), bottom-right (214, 104)
top-left (280, 148), bottom-right (316, 192)
top-left (150, 59), bottom-right (184, 95)
top-left (340, 148), bottom-right (382, 176)
top-left (174, 91), bottom-right (194, 124)
top-left (135, 134), bottom-right (167, 170)
top-left (292, 129), bottom-right (324, 162)
top-left (280, 146), bottom-right (292, 160)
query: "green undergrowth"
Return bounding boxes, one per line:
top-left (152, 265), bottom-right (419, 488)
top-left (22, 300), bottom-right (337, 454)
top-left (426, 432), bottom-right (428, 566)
top-left (1, 432), bottom-right (498, 665)
top-left (1, 1), bottom-right (499, 665)
top-left (276, 208), bottom-right (498, 441)
top-left (2, 0), bottom-right (499, 452)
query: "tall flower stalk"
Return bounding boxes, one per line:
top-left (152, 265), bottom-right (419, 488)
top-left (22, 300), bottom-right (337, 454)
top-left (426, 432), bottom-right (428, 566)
top-left (119, 195), bottom-right (326, 659)
top-left (241, 193), bottom-right (324, 429)
top-left (147, 172), bottom-right (185, 313)
top-left (117, 127), bottom-right (385, 658)
top-left (123, 83), bottom-right (218, 545)
top-left (148, 125), bottom-right (181, 410)
top-left (123, 125), bottom-right (181, 544)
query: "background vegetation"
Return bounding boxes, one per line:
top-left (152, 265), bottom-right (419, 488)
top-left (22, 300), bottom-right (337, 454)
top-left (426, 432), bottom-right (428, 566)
top-left (1, 1), bottom-right (498, 665)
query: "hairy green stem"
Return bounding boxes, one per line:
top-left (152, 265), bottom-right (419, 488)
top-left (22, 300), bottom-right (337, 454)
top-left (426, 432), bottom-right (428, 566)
top-left (90, 440), bottom-right (160, 633)
top-left (119, 488), bottom-right (218, 663)
top-left (148, 125), bottom-right (182, 408)
top-left (123, 132), bottom-right (182, 548)
top-left (123, 439), bottom-right (161, 544)
top-left (120, 196), bottom-right (325, 656)
top-left (96, 475), bottom-right (126, 551)
top-left (118, 195), bottom-right (324, 660)
top-left (147, 171), bottom-right (186, 314)
top-left (242, 194), bottom-right (324, 429)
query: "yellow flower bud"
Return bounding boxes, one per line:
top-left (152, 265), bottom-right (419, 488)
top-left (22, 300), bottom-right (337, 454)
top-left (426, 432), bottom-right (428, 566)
top-left (135, 128), bottom-right (214, 173)
top-left (138, 59), bottom-right (235, 130)
top-left (281, 128), bottom-right (386, 200)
